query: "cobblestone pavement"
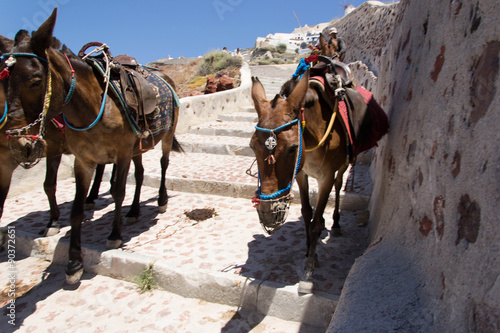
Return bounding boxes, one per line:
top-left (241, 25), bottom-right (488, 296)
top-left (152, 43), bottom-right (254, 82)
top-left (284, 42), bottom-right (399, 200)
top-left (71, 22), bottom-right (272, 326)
top-left (0, 255), bottom-right (316, 333)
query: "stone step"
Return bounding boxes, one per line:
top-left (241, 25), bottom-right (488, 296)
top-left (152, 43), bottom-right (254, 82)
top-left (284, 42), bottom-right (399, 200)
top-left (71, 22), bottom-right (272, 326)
top-left (239, 105), bottom-right (257, 113)
top-left (188, 120), bottom-right (255, 138)
top-left (176, 133), bottom-right (254, 156)
top-left (218, 112), bottom-right (258, 122)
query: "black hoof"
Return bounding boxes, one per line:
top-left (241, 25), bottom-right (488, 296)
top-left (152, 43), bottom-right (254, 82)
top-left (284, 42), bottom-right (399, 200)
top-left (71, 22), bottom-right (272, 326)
top-left (65, 260), bottom-right (84, 284)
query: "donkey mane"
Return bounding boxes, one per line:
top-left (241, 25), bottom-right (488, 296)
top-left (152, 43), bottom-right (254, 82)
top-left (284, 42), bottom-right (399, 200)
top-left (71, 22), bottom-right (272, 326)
top-left (271, 94), bottom-right (280, 108)
top-left (61, 45), bottom-right (93, 75)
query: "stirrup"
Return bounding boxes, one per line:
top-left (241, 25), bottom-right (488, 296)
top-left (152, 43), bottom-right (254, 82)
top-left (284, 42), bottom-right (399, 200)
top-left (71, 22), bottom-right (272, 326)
top-left (139, 129), bottom-right (155, 151)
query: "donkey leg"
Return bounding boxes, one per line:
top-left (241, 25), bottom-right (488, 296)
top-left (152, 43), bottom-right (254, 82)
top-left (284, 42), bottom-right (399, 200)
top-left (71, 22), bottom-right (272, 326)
top-left (66, 159), bottom-right (95, 285)
top-left (43, 155), bottom-right (62, 236)
top-left (106, 158), bottom-right (131, 250)
top-left (84, 164), bottom-right (106, 210)
top-left (158, 137), bottom-right (174, 213)
top-left (299, 178), bottom-right (335, 294)
top-left (296, 172), bottom-right (313, 248)
top-left (125, 155), bottom-right (143, 224)
top-left (0, 156), bottom-right (16, 220)
top-left (332, 164), bottom-right (348, 236)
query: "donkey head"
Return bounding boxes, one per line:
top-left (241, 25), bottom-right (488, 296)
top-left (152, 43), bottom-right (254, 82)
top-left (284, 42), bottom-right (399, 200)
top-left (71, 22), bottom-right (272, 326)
top-left (0, 8), bottom-right (66, 166)
top-left (249, 71), bottom-right (309, 233)
top-left (319, 33), bottom-right (337, 58)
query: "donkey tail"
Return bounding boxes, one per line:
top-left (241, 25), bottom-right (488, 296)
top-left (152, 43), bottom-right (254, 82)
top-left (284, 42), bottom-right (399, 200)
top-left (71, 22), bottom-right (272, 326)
top-left (172, 136), bottom-right (184, 153)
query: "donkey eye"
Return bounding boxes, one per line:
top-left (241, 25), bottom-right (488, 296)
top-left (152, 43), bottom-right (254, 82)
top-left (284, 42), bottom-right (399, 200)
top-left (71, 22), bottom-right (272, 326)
top-left (29, 78), bottom-right (42, 88)
top-left (289, 145), bottom-right (298, 154)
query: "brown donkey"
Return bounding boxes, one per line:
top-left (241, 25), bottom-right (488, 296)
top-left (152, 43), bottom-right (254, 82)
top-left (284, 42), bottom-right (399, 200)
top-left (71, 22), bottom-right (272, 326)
top-left (3, 9), bottom-right (181, 284)
top-left (0, 34), bottom-right (111, 237)
top-left (250, 69), bottom-right (350, 294)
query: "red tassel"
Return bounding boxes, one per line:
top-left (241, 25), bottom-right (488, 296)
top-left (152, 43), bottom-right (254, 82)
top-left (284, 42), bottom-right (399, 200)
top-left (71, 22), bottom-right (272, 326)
top-left (265, 154), bottom-right (276, 164)
top-left (0, 68), bottom-right (9, 80)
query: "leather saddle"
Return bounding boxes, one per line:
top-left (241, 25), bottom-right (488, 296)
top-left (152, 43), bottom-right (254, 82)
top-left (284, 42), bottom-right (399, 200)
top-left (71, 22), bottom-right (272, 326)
top-left (309, 57), bottom-right (368, 161)
top-left (113, 54), bottom-right (158, 117)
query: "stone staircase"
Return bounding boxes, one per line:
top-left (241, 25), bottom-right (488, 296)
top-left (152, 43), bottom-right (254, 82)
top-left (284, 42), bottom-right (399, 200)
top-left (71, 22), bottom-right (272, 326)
top-left (1, 65), bottom-right (373, 330)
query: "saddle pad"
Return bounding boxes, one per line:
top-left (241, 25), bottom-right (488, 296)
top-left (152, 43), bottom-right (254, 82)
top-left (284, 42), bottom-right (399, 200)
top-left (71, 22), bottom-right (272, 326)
top-left (140, 70), bottom-right (179, 135)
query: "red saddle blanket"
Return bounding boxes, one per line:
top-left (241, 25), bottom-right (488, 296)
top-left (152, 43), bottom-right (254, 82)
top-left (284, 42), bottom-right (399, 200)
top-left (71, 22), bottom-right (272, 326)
top-left (310, 76), bottom-right (389, 158)
top-left (353, 85), bottom-right (389, 155)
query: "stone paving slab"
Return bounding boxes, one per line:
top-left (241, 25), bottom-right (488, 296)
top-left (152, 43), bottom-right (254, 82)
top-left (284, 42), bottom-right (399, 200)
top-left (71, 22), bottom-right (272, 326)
top-left (0, 256), bottom-right (318, 332)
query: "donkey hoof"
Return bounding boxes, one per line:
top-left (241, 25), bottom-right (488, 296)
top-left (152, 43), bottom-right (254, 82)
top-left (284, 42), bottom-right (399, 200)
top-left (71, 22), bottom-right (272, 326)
top-left (298, 280), bottom-right (314, 294)
top-left (66, 261), bottom-right (84, 285)
top-left (124, 216), bottom-right (138, 225)
top-left (106, 239), bottom-right (122, 249)
top-left (158, 204), bottom-right (167, 213)
top-left (66, 268), bottom-right (83, 285)
top-left (45, 226), bottom-right (60, 237)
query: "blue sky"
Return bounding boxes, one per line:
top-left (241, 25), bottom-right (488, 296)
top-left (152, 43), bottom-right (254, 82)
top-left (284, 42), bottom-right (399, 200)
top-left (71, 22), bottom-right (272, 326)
top-left (1, 0), bottom-right (368, 64)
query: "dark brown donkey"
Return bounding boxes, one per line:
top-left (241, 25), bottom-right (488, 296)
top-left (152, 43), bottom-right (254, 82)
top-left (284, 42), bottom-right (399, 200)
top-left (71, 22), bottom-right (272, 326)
top-left (0, 35), bottom-right (109, 237)
top-left (3, 9), bottom-right (181, 284)
top-left (250, 70), bottom-right (350, 294)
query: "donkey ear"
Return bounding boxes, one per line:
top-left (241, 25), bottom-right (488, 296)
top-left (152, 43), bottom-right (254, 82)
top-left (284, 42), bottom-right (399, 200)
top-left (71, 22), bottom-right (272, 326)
top-left (251, 76), bottom-right (267, 115)
top-left (14, 30), bottom-right (30, 46)
top-left (30, 8), bottom-right (58, 56)
top-left (287, 69), bottom-right (309, 112)
top-left (0, 35), bottom-right (14, 53)
top-left (319, 33), bottom-right (326, 49)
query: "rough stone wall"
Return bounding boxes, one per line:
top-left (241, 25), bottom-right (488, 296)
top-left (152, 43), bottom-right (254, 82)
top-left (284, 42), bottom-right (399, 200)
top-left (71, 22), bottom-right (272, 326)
top-left (328, 0), bottom-right (500, 332)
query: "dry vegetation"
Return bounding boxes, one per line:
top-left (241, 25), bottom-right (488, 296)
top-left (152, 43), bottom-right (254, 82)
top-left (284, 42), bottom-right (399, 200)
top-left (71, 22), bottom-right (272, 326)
top-left (149, 51), bottom-right (242, 98)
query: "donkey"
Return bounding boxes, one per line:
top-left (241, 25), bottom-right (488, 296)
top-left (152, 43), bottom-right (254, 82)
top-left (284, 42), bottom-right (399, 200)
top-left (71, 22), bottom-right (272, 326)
top-left (250, 69), bottom-right (351, 294)
top-left (0, 34), bottom-right (113, 236)
top-left (3, 9), bottom-right (181, 284)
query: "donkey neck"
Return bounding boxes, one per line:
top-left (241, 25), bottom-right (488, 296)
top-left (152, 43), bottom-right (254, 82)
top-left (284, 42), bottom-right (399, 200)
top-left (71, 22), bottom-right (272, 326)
top-left (57, 50), bottom-right (109, 128)
top-left (302, 88), bottom-right (344, 152)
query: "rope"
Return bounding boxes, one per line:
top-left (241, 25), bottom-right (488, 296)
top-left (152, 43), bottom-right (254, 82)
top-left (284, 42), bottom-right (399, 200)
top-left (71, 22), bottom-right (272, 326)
top-left (0, 102), bottom-right (7, 130)
top-left (37, 50), bottom-right (54, 139)
top-left (63, 44), bottom-right (111, 131)
top-left (0, 53), bottom-right (47, 63)
top-left (62, 53), bottom-right (76, 105)
top-left (255, 119), bottom-right (298, 134)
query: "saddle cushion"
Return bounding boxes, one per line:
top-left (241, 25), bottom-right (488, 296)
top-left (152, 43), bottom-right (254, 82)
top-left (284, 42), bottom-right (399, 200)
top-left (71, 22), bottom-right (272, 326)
top-left (119, 67), bottom-right (158, 116)
top-left (353, 85), bottom-right (389, 155)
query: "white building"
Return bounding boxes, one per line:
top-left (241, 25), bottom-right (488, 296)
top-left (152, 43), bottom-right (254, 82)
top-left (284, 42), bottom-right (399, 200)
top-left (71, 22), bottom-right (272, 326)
top-left (255, 23), bottom-right (330, 54)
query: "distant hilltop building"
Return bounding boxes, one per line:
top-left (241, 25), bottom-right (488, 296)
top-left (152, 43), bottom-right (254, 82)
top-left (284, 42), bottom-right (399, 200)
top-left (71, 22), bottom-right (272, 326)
top-left (345, 4), bottom-right (356, 15)
top-left (254, 22), bottom-right (330, 55)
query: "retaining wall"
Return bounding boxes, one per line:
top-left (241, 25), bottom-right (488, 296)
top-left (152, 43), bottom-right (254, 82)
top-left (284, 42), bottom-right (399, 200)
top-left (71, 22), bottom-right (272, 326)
top-left (176, 62), bottom-right (252, 134)
top-left (328, 0), bottom-right (500, 331)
